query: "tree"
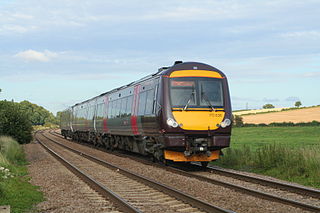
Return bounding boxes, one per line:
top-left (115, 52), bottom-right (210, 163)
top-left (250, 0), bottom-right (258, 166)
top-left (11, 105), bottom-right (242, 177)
top-left (56, 111), bottom-right (62, 124)
top-left (295, 101), bottom-right (302, 108)
top-left (262, 104), bottom-right (275, 109)
top-left (0, 100), bottom-right (33, 144)
top-left (19, 100), bottom-right (58, 125)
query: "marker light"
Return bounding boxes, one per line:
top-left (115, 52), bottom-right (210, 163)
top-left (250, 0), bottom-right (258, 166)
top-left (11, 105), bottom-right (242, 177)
top-left (220, 119), bottom-right (231, 128)
top-left (167, 118), bottom-right (179, 128)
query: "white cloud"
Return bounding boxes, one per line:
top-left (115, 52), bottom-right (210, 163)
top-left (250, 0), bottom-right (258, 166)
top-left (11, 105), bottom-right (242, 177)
top-left (0, 24), bottom-right (38, 34)
top-left (285, 97), bottom-right (300, 102)
top-left (280, 31), bottom-right (320, 39)
top-left (263, 98), bottom-right (279, 102)
top-left (302, 72), bottom-right (320, 78)
top-left (14, 50), bottom-right (58, 62)
top-left (141, 3), bottom-right (248, 21)
top-left (11, 13), bottom-right (34, 20)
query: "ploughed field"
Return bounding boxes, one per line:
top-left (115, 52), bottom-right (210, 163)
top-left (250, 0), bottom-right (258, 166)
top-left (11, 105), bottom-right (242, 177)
top-left (238, 106), bottom-right (320, 124)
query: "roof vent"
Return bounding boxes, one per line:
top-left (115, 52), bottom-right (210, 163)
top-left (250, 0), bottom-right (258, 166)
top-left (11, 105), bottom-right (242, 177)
top-left (174, 61), bottom-right (183, 65)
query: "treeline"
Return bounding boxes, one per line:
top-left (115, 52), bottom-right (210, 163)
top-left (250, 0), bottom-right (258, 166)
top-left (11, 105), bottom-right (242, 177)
top-left (19, 100), bottom-right (57, 125)
top-left (233, 115), bottom-right (320, 127)
top-left (0, 100), bottom-right (57, 144)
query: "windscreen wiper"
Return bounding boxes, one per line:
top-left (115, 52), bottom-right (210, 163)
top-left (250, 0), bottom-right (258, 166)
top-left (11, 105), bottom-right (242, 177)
top-left (201, 85), bottom-right (215, 111)
top-left (183, 88), bottom-right (195, 111)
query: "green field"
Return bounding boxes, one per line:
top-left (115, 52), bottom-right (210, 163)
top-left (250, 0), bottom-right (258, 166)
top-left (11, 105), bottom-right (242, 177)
top-left (215, 126), bottom-right (320, 188)
top-left (230, 126), bottom-right (320, 149)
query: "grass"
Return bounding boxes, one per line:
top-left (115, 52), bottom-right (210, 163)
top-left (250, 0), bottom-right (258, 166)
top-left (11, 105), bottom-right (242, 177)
top-left (230, 126), bottom-right (320, 150)
top-left (215, 126), bottom-right (320, 188)
top-left (0, 136), bottom-right (44, 213)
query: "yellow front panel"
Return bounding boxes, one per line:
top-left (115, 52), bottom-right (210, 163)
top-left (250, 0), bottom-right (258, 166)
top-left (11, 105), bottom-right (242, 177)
top-left (169, 70), bottom-right (223, 78)
top-left (164, 150), bottom-right (220, 162)
top-left (172, 110), bottom-right (225, 130)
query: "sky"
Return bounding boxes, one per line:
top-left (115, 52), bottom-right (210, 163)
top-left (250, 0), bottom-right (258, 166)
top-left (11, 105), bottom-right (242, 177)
top-left (0, 0), bottom-right (319, 115)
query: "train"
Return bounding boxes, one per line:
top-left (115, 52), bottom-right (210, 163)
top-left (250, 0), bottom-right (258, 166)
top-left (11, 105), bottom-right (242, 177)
top-left (60, 61), bottom-right (232, 167)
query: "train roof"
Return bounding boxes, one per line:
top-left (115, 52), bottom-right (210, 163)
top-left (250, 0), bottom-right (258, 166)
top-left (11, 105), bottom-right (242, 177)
top-left (70, 61), bottom-right (224, 108)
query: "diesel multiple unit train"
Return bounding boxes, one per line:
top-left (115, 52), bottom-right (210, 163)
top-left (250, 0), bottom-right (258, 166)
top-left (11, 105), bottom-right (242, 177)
top-left (60, 61), bottom-right (232, 166)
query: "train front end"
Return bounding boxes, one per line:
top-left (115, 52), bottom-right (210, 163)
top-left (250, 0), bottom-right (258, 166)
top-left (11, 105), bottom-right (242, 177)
top-left (160, 62), bottom-right (232, 164)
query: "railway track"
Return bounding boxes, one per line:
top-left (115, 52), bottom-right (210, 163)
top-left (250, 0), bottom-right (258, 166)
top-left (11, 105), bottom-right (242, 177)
top-left (200, 164), bottom-right (320, 199)
top-left (48, 130), bottom-right (320, 212)
top-left (168, 166), bottom-right (320, 212)
top-left (35, 132), bottom-right (140, 213)
top-left (36, 131), bottom-right (234, 213)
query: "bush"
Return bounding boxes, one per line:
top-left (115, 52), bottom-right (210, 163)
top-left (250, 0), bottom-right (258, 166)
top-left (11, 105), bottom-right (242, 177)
top-left (0, 101), bottom-right (33, 144)
top-left (233, 115), bottom-right (244, 127)
top-left (263, 103), bottom-right (275, 109)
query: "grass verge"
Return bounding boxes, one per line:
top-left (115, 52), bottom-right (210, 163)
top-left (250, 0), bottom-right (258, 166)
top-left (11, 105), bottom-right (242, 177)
top-left (215, 126), bottom-right (320, 188)
top-left (0, 136), bottom-right (44, 213)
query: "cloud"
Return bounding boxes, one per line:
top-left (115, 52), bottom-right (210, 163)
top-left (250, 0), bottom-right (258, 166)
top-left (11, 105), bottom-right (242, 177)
top-left (142, 6), bottom-right (245, 21)
top-left (263, 98), bottom-right (279, 102)
top-left (14, 50), bottom-right (58, 62)
top-left (285, 97), bottom-right (300, 102)
top-left (0, 24), bottom-right (37, 34)
top-left (302, 72), bottom-right (320, 78)
top-left (280, 31), bottom-right (320, 39)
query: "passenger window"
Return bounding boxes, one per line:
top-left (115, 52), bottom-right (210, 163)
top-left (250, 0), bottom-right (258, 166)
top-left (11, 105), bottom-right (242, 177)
top-left (112, 100), bottom-right (117, 118)
top-left (97, 103), bottom-right (104, 119)
top-left (138, 92), bottom-right (147, 115)
top-left (109, 101), bottom-right (114, 118)
top-left (145, 89), bottom-right (154, 115)
top-left (120, 98), bottom-right (127, 117)
top-left (88, 106), bottom-right (94, 120)
top-left (126, 96), bottom-right (133, 116)
top-left (115, 100), bottom-right (121, 118)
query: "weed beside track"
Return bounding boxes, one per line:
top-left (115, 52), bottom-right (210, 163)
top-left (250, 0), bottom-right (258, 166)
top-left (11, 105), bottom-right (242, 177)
top-left (0, 136), bottom-right (43, 213)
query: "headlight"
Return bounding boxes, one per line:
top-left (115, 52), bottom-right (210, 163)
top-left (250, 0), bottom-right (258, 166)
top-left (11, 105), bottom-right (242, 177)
top-left (167, 118), bottom-right (179, 128)
top-left (220, 118), bottom-right (231, 128)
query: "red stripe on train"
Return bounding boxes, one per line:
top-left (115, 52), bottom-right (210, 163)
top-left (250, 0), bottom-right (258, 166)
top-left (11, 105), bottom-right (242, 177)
top-left (131, 85), bottom-right (140, 135)
top-left (103, 118), bottom-right (108, 132)
top-left (131, 116), bottom-right (139, 135)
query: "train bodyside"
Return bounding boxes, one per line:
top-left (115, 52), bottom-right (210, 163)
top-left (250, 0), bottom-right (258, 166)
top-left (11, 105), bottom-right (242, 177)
top-left (61, 76), bottom-right (161, 154)
top-left (60, 61), bottom-right (232, 164)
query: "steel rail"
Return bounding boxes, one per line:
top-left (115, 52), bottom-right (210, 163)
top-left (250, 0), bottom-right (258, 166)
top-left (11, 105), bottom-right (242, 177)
top-left (49, 131), bottom-right (320, 212)
top-left (52, 130), bottom-right (320, 198)
top-left (164, 165), bottom-right (320, 212)
top-left (203, 164), bottom-right (320, 199)
top-left (42, 132), bottom-right (235, 213)
top-left (35, 132), bottom-right (142, 213)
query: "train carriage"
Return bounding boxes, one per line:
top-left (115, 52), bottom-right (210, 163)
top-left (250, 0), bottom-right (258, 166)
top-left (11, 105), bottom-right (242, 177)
top-left (60, 61), bottom-right (232, 166)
